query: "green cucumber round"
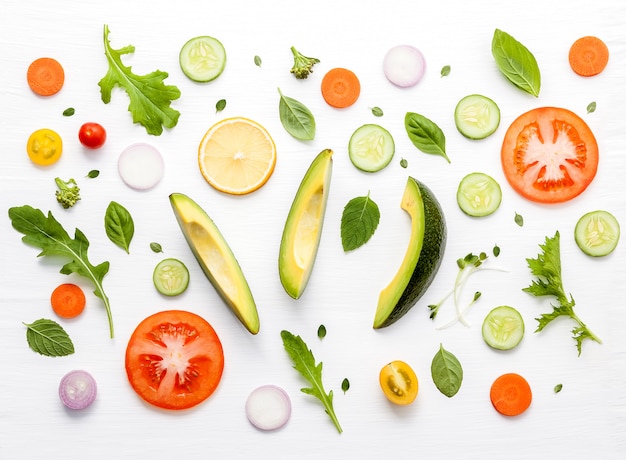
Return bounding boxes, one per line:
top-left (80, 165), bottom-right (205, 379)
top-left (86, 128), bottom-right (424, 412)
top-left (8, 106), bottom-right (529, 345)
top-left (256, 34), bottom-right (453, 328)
top-left (574, 210), bottom-right (620, 257)
top-left (348, 124), bottom-right (395, 172)
top-left (179, 36), bottom-right (226, 82)
top-left (153, 258), bottom-right (190, 296)
top-left (454, 94), bottom-right (500, 140)
top-left (482, 305), bottom-right (524, 350)
top-left (457, 172), bottom-right (502, 217)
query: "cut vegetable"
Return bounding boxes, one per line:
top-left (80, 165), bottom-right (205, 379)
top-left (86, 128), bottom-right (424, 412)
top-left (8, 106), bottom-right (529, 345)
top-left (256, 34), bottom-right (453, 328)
top-left (59, 370), bottom-right (97, 410)
top-left (379, 360), bottom-right (419, 405)
top-left (321, 68), bottom-right (360, 108)
top-left (245, 385), bottom-right (292, 431)
top-left (454, 94), bottom-right (500, 140)
top-left (27, 57), bottom-right (65, 96)
top-left (153, 258), bottom-right (190, 296)
top-left (568, 36), bottom-right (609, 77)
top-left (457, 172), bottom-right (502, 217)
top-left (348, 124), bottom-right (395, 172)
top-left (27, 128), bottom-right (63, 166)
top-left (482, 306), bottom-right (524, 350)
top-left (51, 283), bottom-right (86, 319)
top-left (179, 35), bottom-right (227, 82)
top-left (574, 210), bottom-right (620, 257)
top-left (383, 45), bottom-right (426, 88)
top-left (118, 143), bottom-right (165, 190)
top-left (490, 373), bottom-right (532, 416)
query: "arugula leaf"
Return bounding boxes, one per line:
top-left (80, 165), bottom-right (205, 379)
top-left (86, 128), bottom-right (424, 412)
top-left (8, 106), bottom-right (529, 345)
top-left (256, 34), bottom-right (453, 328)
top-left (340, 192), bottom-right (380, 251)
top-left (404, 112), bottom-right (449, 163)
top-left (98, 24), bottom-right (181, 136)
top-left (281, 330), bottom-right (342, 433)
top-left (105, 201), bottom-right (134, 253)
top-left (277, 88), bottom-right (316, 141)
top-left (523, 231), bottom-right (601, 355)
top-left (24, 319), bottom-right (74, 357)
top-left (431, 343), bottom-right (463, 397)
top-left (492, 29), bottom-right (541, 97)
top-left (8, 205), bottom-right (114, 338)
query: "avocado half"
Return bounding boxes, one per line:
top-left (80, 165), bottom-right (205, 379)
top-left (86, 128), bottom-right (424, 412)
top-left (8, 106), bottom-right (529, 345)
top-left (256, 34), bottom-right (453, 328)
top-left (373, 177), bottom-right (447, 328)
top-left (279, 149), bottom-right (333, 299)
top-left (169, 193), bottom-right (260, 334)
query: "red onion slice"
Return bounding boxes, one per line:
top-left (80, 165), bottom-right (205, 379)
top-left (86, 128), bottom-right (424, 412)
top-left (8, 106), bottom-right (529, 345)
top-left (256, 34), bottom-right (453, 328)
top-left (383, 45), bottom-right (426, 88)
top-left (59, 370), bottom-right (97, 410)
top-left (245, 385), bottom-right (291, 431)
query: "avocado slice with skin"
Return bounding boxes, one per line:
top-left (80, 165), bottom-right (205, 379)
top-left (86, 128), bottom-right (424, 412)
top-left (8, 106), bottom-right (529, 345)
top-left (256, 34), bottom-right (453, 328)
top-left (169, 193), bottom-right (260, 334)
top-left (374, 177), bottom-right (447, 328)
top-left (279, 149), bottom-right (333, 299)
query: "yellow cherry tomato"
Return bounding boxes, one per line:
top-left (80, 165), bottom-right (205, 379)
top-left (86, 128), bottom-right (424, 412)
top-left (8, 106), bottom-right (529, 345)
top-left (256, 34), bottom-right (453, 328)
top-left (379, 360), bottom-right (419, 405)
top-left (27, 128), bottom-right (62, 166)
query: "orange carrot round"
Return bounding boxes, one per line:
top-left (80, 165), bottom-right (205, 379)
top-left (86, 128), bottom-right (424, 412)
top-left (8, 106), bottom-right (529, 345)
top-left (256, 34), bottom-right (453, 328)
top-left (27, 57), bottom-right (65, 96)
top-left (51, 283), bottom-right (86, 319)
top-left (568, 36), bottom-right (609, 77)
top-left (490, 373), bottom-right (532, 416)
top-left (321, 67), bottom-right (361, 108)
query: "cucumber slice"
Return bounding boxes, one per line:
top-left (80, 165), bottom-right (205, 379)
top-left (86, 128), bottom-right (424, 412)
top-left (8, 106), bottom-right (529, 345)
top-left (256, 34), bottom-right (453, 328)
top-left (454, 94), bottom-right (500, 139)
top-left (348, 124), bottom-right (395, 172)
top-left (179, 36), bottom-right (226, 82)
top-left (482, 306), bottom-right (524, 350)
top-left (574, 210), bottom-right (620, 257)
top-left (456, 172), bottom-right (502, 217)
top-left (153, 258), bottom-right (190, 296)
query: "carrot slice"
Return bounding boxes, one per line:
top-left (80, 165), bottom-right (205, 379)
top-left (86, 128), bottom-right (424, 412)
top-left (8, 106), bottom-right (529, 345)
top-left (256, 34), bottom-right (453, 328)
top-left (51, 283), bottom-right (86, 319)
top-left (568, 36), bottom-right (609, 77)
top-left (321, 67), bottom-right (361, 108)
top-left (490, 373), bottom-right (532, 416)
top-left (27, 57), bottom-right (65, 96)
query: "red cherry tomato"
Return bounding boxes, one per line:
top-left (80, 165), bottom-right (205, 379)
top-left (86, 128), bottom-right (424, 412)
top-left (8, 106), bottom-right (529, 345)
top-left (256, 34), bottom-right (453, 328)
top-left (78, 122), bottom-right (107, 149)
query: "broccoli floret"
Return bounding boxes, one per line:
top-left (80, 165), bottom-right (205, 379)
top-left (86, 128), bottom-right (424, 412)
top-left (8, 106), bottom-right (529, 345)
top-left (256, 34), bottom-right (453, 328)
top-left (55, 177), bottom-right (81, 209)
top-left (290, 46), bottom-right (320, 79)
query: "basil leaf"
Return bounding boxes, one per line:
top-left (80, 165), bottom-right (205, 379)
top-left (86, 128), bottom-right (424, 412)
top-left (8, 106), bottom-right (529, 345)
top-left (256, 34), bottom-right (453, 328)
top-left (105, 201), bottom-right (134, 253)
top-left (340, 192), bottom-right (380, 252)
top-left (404, 112), bottom-right (449, 163)
top-left (150, 242), bottom-right (163, 253)
top-left (431, 343), bottom-right (463, 397)
top-left (62, 107), bottom-right (75, 117)
top-left (24, 319), bottom-right (75, 357)
top-left (278, 88), bottom-right (316, 140)
top-left (371, 106), bottom-right (384, 117)
top-left (492, 29), bottom-right (541, 97)
top-left (215, 98), bottom-right (226, 113)
top-left (317, 324), bottom-right (327, 339)
top-left (341, 378), bottom-right (350, 394)
top-left (87, 169), bottom-right (100, 178)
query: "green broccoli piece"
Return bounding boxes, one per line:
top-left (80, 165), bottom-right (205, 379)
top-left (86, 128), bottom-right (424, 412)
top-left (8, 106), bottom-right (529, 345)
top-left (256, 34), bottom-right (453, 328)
top-left (55, 177), bottom-right (81, 209)
top-left (290, 46), bottom-right (320, 79)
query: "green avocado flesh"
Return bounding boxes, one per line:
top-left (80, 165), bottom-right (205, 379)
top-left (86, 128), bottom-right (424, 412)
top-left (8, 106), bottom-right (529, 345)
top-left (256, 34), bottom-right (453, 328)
top-left (279, 149), bottom-right (333, 299)
top-left (169, 193), bottom-right (259, 334)
top-left (374, 177), bottom-right (447, 328)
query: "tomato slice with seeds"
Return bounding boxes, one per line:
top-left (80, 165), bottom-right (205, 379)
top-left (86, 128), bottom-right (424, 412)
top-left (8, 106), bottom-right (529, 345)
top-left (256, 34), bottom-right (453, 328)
top-left (125, 310), bottom-right (224, 410)
top-left (501, 107), bottom-right (598, 203)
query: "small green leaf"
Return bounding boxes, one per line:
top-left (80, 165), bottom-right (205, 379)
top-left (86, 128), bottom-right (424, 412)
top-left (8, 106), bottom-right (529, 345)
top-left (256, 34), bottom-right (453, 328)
top-left (340, 192), bottom-right (380, 251)
top-left (404, 112), bottom-right (449, 163)
top-left (86, 169), bottom-right (100, 179)
top-left (587, 101), bottom-right (596, 113)
top-left (514, 212), bottom-right (524, 227)
top-left (254, 55), bottom-right (262, 67)
top-left (24, 319), bottom-right (75, 357)
top-left (440, 65), bottom-right (451, 77)
top-left (400, 158), bottom-right (408, 168)
top-left (431, 343), bottom-right (463, 397)
top-left (278, 88), bottom-right (316, 140)
top-left (341, 378), bottom-right (350, 394)
top-left (62, 107), bottom-right (75, 117)
top-left (370, 106), bottom-right (384, 117)
top-left (215, 99), bottom-right (227, 113)
top-left (493, 244), bottom-right (501, 257)
top-left (554, 383), bottom-right (563, 393)
top-left (317, 324), bottom-right (326, 339)
top-left (150, 242), bottom-right (163, 253)
top-left (492, 29), bottom-right (541, 97)
top-left (105, 201), bottom-right (135, 253)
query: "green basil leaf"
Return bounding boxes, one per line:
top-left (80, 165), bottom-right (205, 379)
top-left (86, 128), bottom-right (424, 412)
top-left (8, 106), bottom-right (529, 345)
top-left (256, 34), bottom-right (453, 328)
top-left (278, 88), bottom-right (316, 141)
top-left (62, 107), bottom-right (75, 117)
top-left (341, 378), bottom-right (350, 394)
top-left (317, 324), bottom-right (327, 339)
top-left (24, 319), bottom-right (75, 357)
top-left (105, 201), bottom-right (135, 253)
top-left (340, 192), bottom-right (380, 251)
top-left (150, 242), bottom-right (163, 253)
top-left (404, 112), bottom-right (449, 163)
top-left (431, 343), bottom-right (463, 397)
top-left (215, 98), bottom-right (227, 113)
top-left (371, 106), bottom-right (384, 117)
top-left (492, 29), bottom-right (541, 97)
top-left (87, 169), bottom-right (100, 178)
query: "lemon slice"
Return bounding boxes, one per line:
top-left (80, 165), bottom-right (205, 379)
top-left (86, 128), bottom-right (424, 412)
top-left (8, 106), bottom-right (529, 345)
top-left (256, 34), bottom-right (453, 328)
top-left (198, 117), bottom-right (277, 195)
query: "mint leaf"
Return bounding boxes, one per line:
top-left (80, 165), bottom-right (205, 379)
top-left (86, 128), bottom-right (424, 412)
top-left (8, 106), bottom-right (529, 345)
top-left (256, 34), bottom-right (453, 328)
top-left (8, 205), bottom-right (113, 338)
top-left (24, 319), bottom-right (75, 357)
top-left (341, 192), bottom-right (380, 251)
top-left (98, 24), bottom-right (181, 136)
top-left (492, 29), bottom-right (541, 97)
top-left (431, 343), bottom-right (463, 397)
top-left (104, 201), bottom-right (134, 253)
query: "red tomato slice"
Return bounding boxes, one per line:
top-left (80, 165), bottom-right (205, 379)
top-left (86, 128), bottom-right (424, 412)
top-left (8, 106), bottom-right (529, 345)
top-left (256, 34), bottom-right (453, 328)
top-left (125, 310), bottom-right (224, 410)
top-left (501, 107), bottom-right (598, 203)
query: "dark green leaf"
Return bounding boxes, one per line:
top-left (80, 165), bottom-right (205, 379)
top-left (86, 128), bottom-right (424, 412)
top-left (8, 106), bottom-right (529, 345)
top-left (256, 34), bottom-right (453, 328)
top-left (254, 55), bottom-right (262, 67)
top-left (587, 101), bottom-right (596, 113)
top-left (493, 244), bottom-right (501, 257)
top-left (341, 192), bottom-right (380, 251)
top-left (431, 343), bottom-right (463, 397)
top-left (370, 106), bottom-right (384, 117)
top-left (150, 242), bottom-right (163, 253)
top-left (404, 112), bottom-right (449, 162)
top-left (317, 324), bottom-right (326, 339)
top-left (105, 201), bottom-right (134, 253)
top-left (62, 107), bottom-right (75, 117)
top-left (87, 169), bottom-right (100, 178)
top-left (400, 158), bottom-right (408, 168)
top-left (341, 378), bottom-right (350, 394)
top-left (24, 319), bottom-right (75, 357)
top-left (492, 29), bottom-right (541, 97)
top-left (440, 65), bottom-right (451, 77)
top-left (554, 383), bottom-right (563, 393)
top-left (278, 88), bottom-right (316, 140)
top-left (215, 98), bottom-right (227, 113)
top-left (514, 212), bottom-right (524, 227)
